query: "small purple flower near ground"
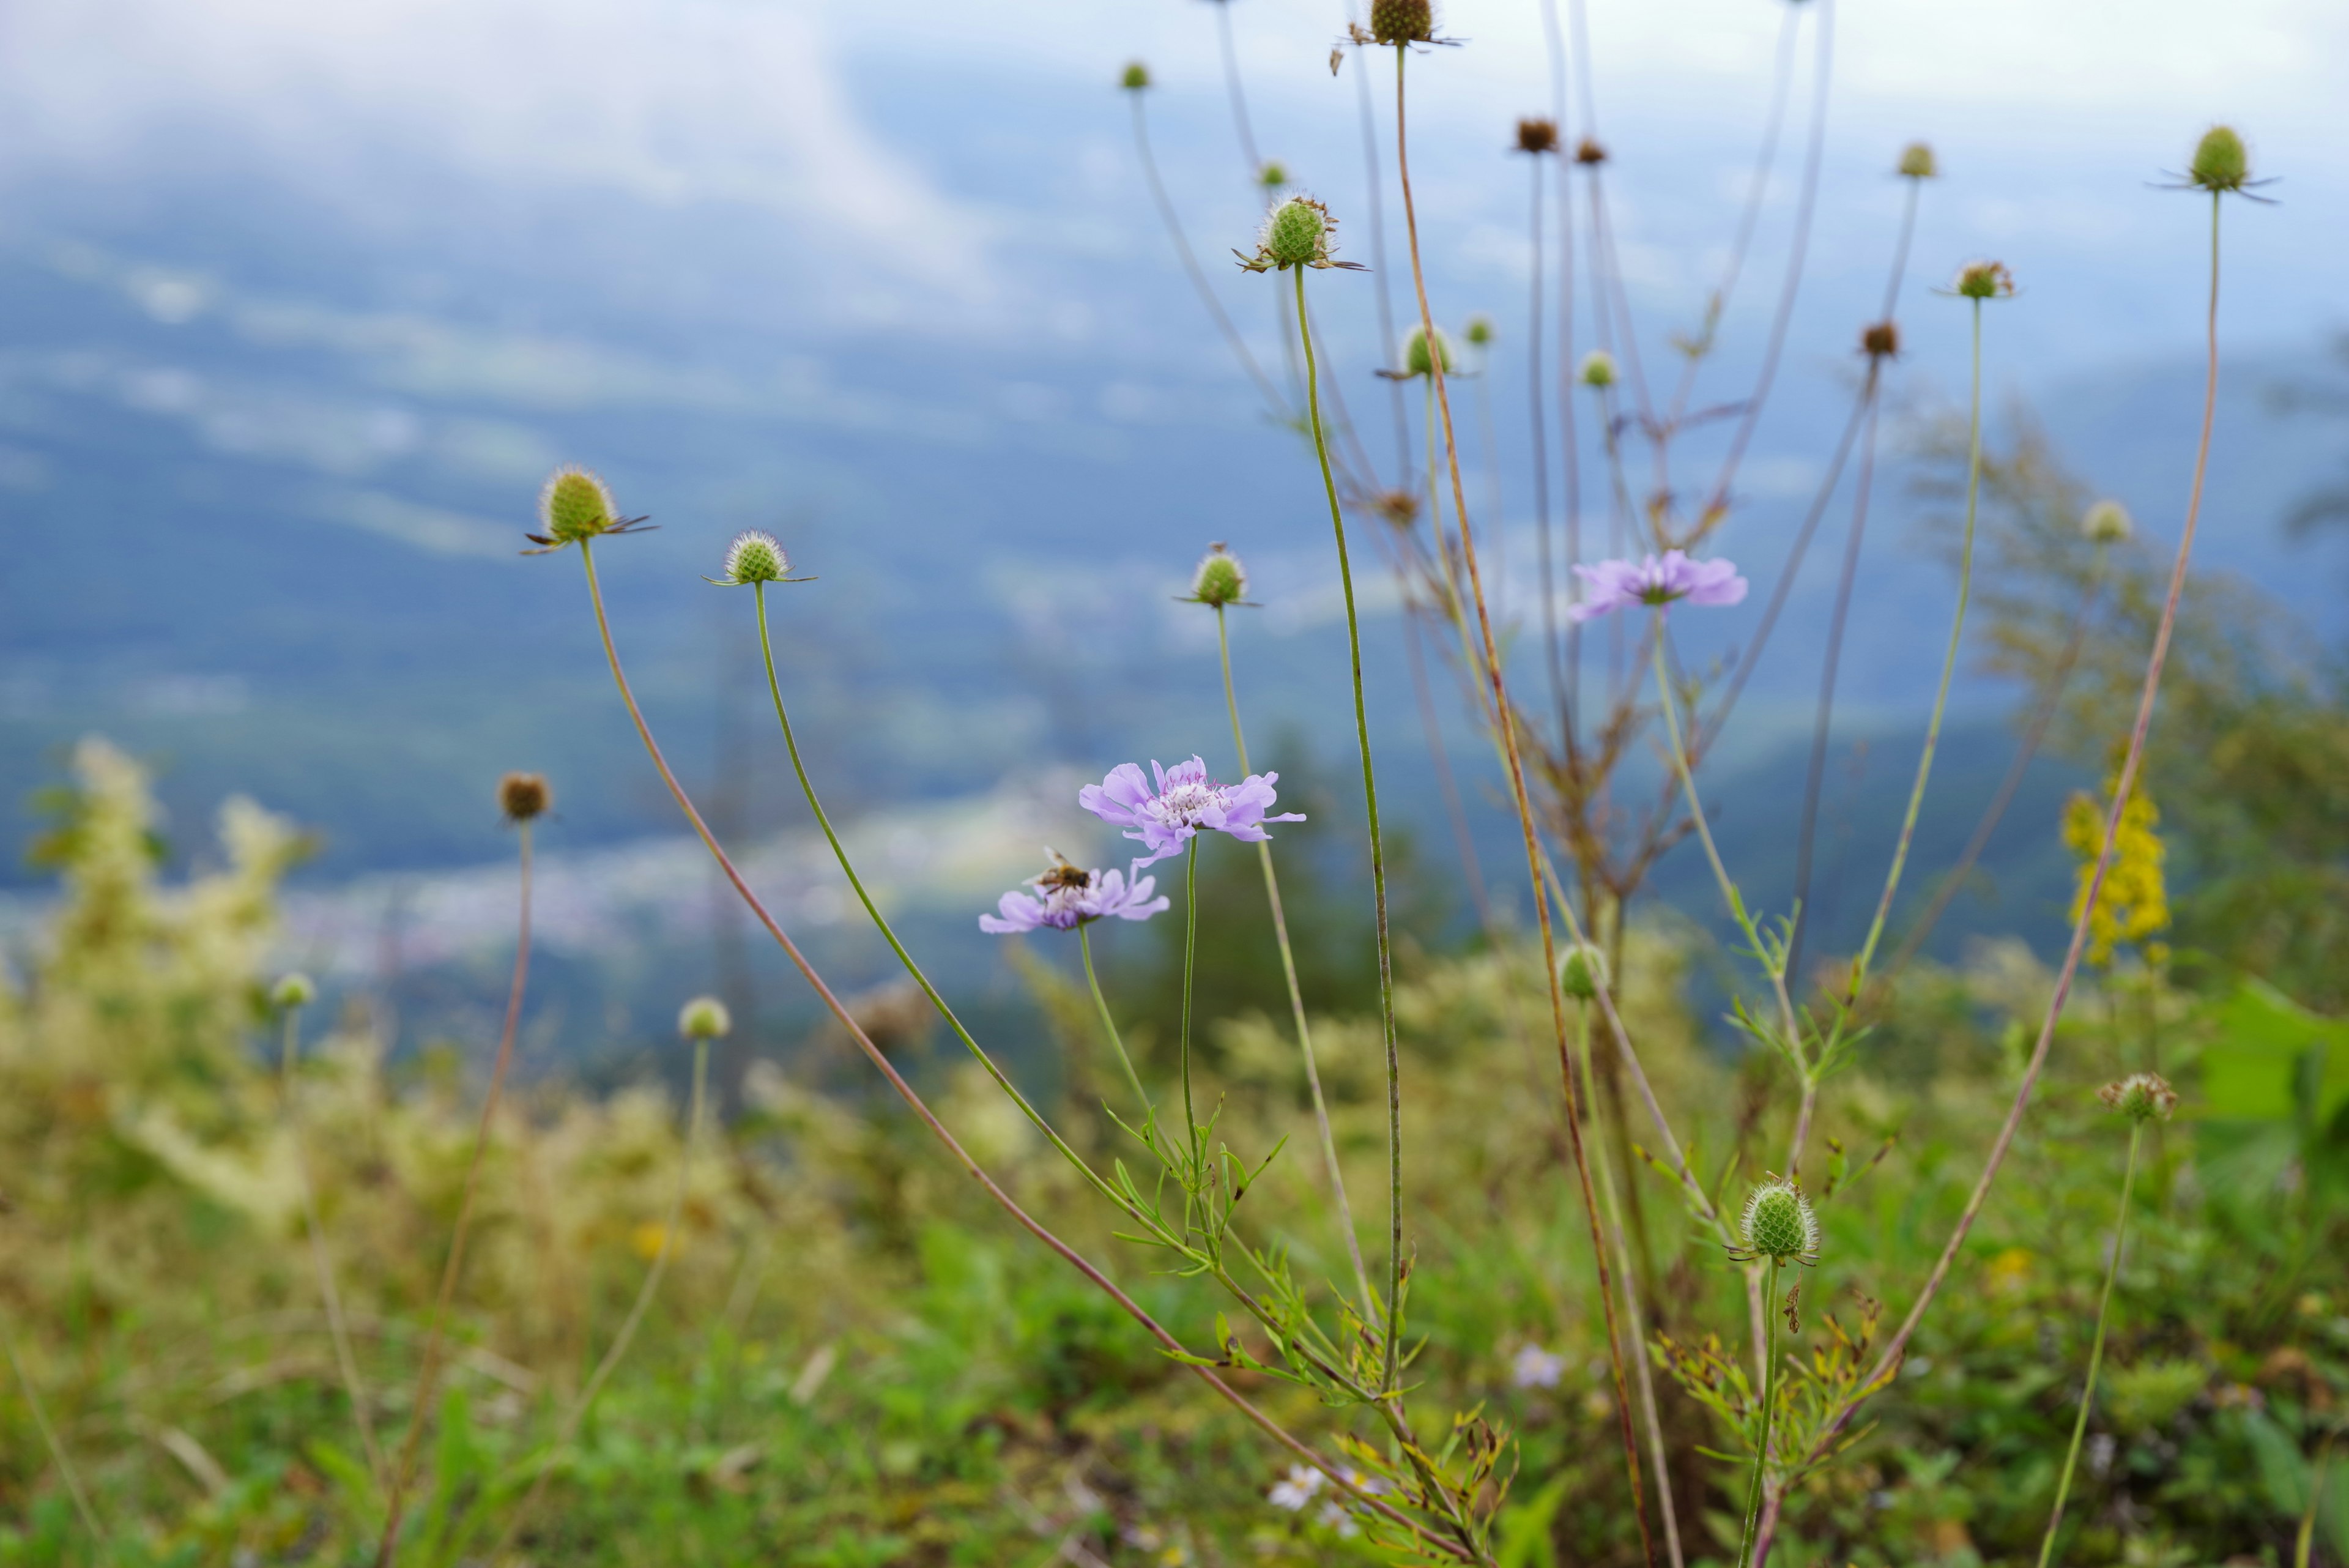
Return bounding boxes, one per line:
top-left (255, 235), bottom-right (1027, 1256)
top-left (978, 856), bottom-right (1169, 934)
top-left (1079, 756), bottom-right (1305, 867)
top-left (1512, 1344), bottom-right (1567, 1389)
top-left (1568, 550), bottom-right (1748, 623)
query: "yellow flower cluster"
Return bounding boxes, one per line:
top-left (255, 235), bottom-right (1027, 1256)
top-left (2061, 768), bottom-right (2171, 968)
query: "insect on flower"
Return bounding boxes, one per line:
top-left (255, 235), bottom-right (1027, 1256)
top-left (977, 851), bottom-right (1170, 934)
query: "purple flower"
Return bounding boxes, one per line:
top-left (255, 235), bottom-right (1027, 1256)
top-left (978, 855), bottom-right (1170, 935)
top-left (1078, 756), bottom-right (1305, 868)
top-left (1568, 550), bottom-right (1748, 622)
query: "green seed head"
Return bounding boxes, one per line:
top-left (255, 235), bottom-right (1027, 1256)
top-left (1579, 349), bottom-right (1617, 389)
top-left (1557, 942), bottom-right (1608, 1002)
top-left (1189, 543), bottom-right (1248, 608)
top-left (271, 972), bottom-right (316, 1009)
top-left (499, 771), bottom-right (551, 822)
top-left (678, 996), bottom-right (733, 1041)
top-left (721, 529), bottom-right (787, 585)
top-left (1740, 1178), bottom-right (1819, 1262)
top-left (1370, 0), bottom-right (1435, 44)
top-left (1258, 160), bottom-right (1289, 192)
top-left (1261, 196), bottom-right (1330, 270)
top-left (1121, 61), bottom-right (1150, 92)
top-left (1898, 141), bottom-right (1937, 180)
top-left (2188, 125), bottom-right (2249, 193)
top-left (540, 466), bottom-right (616, 544)
top-left (2098, 1071), bottom-right (2177, 1124)
top-left (2082, 499), bottom-right (2133, 544)
top-left (1953, 261), bottom-right (2015, 300)
top-left (1402, 324), bottom-right (1455, 378)
top-left (1463, 314), bottom-right (1495, 349)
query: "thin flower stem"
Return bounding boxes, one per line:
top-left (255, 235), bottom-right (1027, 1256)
top-left (1078, 923), bottom-right (1153, 1115)
top-left (572, 542), bottom-right (1462, 1561)
top-left (1391, 43), bottom-right (1653, 1566)
top-left (1, 1312), bottom-right (104, 1545)
top-left (375, 819), bottom-right (535, 1568)
top-left (1215, 604), bottom-right (1373, 1311)
top-left (1841, 297), bottom-right (1986, 1006)
top-left (1291, 262), bottom-right (1406, 1397)
top-left (1181, 837), bottom-right (1201, 1154)
top-left (1208, 0), bottom-right (1261, 177)
top-left (280, 1003), bottom-right (387, 1488)
top-left (492, 1037), bottom-right (708, 1563)
top-left (1348, 37), bottom-right (1411, 478)
top-left (2038, 1121), bottom-right (2142, 1568)
top-left (1577, 1002), bottom-right (1686, 1568)
top-left (1764, 190), bottom-right (2235, 1568)
top-left (1735, 1258), bottom-right (1784, 1568)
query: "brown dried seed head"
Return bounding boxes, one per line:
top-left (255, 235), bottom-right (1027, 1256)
top-left (1515, 117), bottom-right (1559, 155)
top-left (499, 771), bottom-right (551, 822)
top-left (1861, 320), bottom-right (1901, 359)
top-left (1573, 137), bottom-right (1608, 166)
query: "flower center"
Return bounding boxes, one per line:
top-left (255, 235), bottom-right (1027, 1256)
top-left (1151, 780), bottom-right (1222, 826)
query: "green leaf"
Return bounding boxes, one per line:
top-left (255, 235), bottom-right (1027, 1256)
top-left (2204, 980), bottom-right (2337, 1121)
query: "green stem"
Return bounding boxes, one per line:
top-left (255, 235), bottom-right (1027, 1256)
top-left (1294, 261), bottom-right (1405, 1394)
top-left (1736, 1258), bottom-right (1783, 1568)
top-left (1844, 295), bottom-right (1984, 1002)
top-left (1180, 837), bottom-right (1201, 1157)
top-left (2038, 1121), bottom-right (2142, 1568)
top-left (1078, 923), bottom-right (1152, 1116)
top-left (1, 1312), bottom-right (103, 1546)
top-left (281, 1003), bottom-right (387, 1488)
top-left (1215, 604), bottom-right (1373, 1311)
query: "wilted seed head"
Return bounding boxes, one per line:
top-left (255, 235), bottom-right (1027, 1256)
top-left (1120, 61), bottom-right (1151, 92)
top-left (1258, 160), bottom-right (1289, 191)
top-left (499, 771), bottom-right (551, 822)
top-left (540, 466), bottom-right (617, 544)
top-left (678, 995), bottom-right (733, 1041)
top-left (1861, 320), bottom-right (1901, 359)
top-left (1463, 314), bottom-right (1494, 349)
top-left (1190, 543), bottom-right (1248, 608)
top-left (1953, 261), bottom-right (2016, 300)
top-left (2188, 125), bottom-right (2249, 193)
top-left (2098, 1071), bottom-right (2178, 1124)
top-left (2082, 499), bottom-right (2133, 544)
top-left (720, 529), bottom-right (787, 585)
top-left (1557, 942), bottom-right (1608, 1001)
top-left (1369, 0), bottom-right (1434, 45)
top-left (1373, 489), bottom-right (1420, 529)
top-left (1515, 117), bottom-right (1559, 156)
top-left (1739, 1178), bottom-right (1820, 1263)
top-left (1579, 349), bottom-right (1618, 389)
top-left (1898, 141), bottom-right (1938, 180)
top-left (271, 972), bottom-right (317, 1009)
top-left (1573, 138), bottom-right (1609, 166)
top-left (1403, 323), bottom-right (1457, 378)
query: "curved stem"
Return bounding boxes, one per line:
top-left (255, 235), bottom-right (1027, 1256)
top-left (2038, 1122), bottom-right (2142, 1568)
top-left (569, 541), bottom-right (1461, 1559)
top-left (1390, 44), bottom-right (1652, 1566)
top-left (280, 1004), bottom-right (387, 1488)
top-left (1215, 604), bottom-right (1373, 1310)
top-left (1, 1313), bottom-right (104, 1545)
top-left (1077, 923), bottom-right (1152, 1115)
top-left (493, 1037), bottom-right (708, 1561)
top-left (375, 820), bottom-right (535, 1567)
top-left (1292, 262), bottom-right (1405, 1395)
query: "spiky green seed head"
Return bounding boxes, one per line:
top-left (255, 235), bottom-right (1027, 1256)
top-left (2189, 125), bottom-right (2249, 194)
top-left (1557, 942), bottom-right (1608, 1001)
top-left (2082, 499), bottom-right (2133, 544)
top-left (1464, 314), bottom-right (1494, 349)
top-left (1258, 160), bottom-right (1289, 191)
top-left (1898, 141), bottom-right (1937, 180)
top-left (678, 996), bottom-right (733, 1041)
top-left (1740, 1178), bottom-right (1819, 1261)
top-left (1121, 61), bottom-right (1150, 92)
top-left (1190, 544), bottom-right (1247, 608)
top-left (1402, 324), bottom-right (1456, 378)
top-left (1953, 261), bottom-right (2015, 300)
top-left (271, 973), bottom-right (316, 1009)
top-left (1262, 196), bottom-right (1330, 270)
top-left (499, 771), bottom-right (550, 822)
top-left (1579, 349), bottom-right (1617, 389)
top-left (540, 466), bottom-right (616, 543)
top-left (721, 530), bottom-right (787, 585)
top-left (1370, 0), bottom-right (1434, 44)
top-left (2098, 1071), bottom-right (2177, 1124)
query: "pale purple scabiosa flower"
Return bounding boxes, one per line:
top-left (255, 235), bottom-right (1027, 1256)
top-left (1511, 1344), bottom-right (1567, 1390)
top-left (1080, 756), bottom-right (1304, 867)
top-left (1267, 1465), bottom-right (1323, 1512)
top-left (1568, 550), bottom-right (1748, 623)
top-left (977, 853), bottom-right (1169, 935)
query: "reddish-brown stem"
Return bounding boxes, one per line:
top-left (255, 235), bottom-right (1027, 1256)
top-left (374, 823), bottom-right (534, 1568)
top-left (1392, 43), bottom-right (1655, 1568)
top-left (565, 540), bottom-right (1461, 1561)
